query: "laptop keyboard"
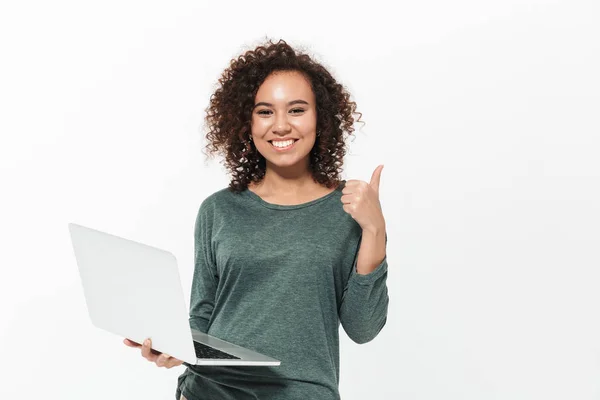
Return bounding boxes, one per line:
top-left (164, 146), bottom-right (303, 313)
top-left (193, 341), bottom-right (241, 360)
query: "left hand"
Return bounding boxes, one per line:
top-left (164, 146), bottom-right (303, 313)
top-left (341, 165), bottom-right (386, 233)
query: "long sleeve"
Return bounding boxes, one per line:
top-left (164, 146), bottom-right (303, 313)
top-left (188, 200), bottom-right (219, 333)
top-left (338, 233), bottom-right (389, 344)
top-left (179, 183), bottom-right (389, 399)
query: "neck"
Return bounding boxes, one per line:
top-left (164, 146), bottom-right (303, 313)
top-left (257, 160), bottom-right (316, 195)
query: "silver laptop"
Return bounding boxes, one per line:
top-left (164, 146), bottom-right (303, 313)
top-left (68, 222), bottom-right (281, 366)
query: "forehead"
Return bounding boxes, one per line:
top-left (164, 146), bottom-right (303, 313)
top-left (255, 71), bottom-right (314, 102)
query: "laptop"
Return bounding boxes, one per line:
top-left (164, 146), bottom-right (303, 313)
top-left (68, 222), bottom-right (281, 366)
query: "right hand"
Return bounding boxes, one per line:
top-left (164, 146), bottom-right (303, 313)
top-left (123, 337), bottom-right (184, 369)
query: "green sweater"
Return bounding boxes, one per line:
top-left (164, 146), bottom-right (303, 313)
top-left (176, 181), bottom-right (389, 400)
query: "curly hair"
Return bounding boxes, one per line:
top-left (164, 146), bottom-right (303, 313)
top-left (201, 38), bottom-right (364, 193)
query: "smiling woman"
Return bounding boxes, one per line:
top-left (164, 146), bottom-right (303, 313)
top-left (201, 39), bottom-right (365, 194)
top-left (171, 38), bottom-right (390, 400)
top-left (249, 70), bottom-right (318, 172)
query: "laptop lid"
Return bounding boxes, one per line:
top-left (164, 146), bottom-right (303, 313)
top-left (68, 223), bottom-right (199, 364)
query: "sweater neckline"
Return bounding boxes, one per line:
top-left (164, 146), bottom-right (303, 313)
top-left (241, 180), bottom-right (346, 210)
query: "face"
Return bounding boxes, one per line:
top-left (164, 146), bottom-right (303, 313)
top-left (250, 70), bottom-right (317, 171)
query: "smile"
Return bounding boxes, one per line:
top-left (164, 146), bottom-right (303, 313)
top-left (269, 139), bottom-right (298, 151)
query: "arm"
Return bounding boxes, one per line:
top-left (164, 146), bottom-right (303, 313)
top-left (188, 201), bottom-right (218, 333)
top-left (356, 226), bottom-right (387, 275)
top-left (338, 230), bottom-right (389, 344)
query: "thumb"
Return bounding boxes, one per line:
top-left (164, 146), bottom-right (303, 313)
top-left (369, 164), bottom-right (384, 193)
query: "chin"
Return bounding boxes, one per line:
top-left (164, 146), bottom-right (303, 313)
top-left (263, 153), bottom-right (310, 168)
top-left (266, 158), bottom-right (307, 168)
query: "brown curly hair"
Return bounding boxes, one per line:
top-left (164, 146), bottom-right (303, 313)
top-left (201, 38), bottom-right (364, 193)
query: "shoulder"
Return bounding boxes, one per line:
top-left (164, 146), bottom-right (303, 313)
top-left (198, 187), bottom-right (245, 215)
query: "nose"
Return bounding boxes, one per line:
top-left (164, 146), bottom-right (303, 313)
top-left (273, 112), bottom-right (291, 134)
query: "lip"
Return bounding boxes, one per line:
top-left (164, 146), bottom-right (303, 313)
top-left (269, 139), bottom-right (298, 152)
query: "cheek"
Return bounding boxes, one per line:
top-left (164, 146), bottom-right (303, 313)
top-left (290, 119), bottom-right (316, 134)
top-left (250, 118), bottom-right (264, 132)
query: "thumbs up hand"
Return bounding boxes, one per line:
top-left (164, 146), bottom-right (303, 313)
top-left (341, 165), bottom-right (386, 234)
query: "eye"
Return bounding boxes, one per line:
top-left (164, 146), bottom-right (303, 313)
top-left (256, 109), bottom-right (306, 116)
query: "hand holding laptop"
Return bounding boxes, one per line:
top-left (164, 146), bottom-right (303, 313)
top-left (69, 223), bottom-right (280, 366)
top-left (124, 337), bottom-right (184, 369)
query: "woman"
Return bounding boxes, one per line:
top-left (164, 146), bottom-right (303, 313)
top-left (125, 38), bottom-right (389, 400)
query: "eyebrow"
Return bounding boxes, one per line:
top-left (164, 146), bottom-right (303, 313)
top-left (253, 100), bottom-right (309, 109)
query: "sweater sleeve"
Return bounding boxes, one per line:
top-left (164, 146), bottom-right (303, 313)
top-left (188, 200), bottom-right (219, 333)
top-left (338, 232), bottom-right (389, 344)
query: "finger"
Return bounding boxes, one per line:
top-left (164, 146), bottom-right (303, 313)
top-left (124, 338), bottom-right (141, 347)
top-left (342, 180), bottom-right (361, 194)
top-left (142, 339), bottom-right (158, 361)
top-left (369, 165), bottom-right (384, 193)
top-left (165, 358), bottom-right (184, 369)
top-left (340, 194), bottom-right (353, 204)
top-left (164, 356), bottom-right (184, 369)
top-left (156, 353), bottom-right (172, 367)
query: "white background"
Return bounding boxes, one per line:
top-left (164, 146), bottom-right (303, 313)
top-left (1, 0), bottom-right (599, 399)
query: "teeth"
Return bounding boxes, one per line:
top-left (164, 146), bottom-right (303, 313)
top-left (272, 140), bottom-right (294, 148)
